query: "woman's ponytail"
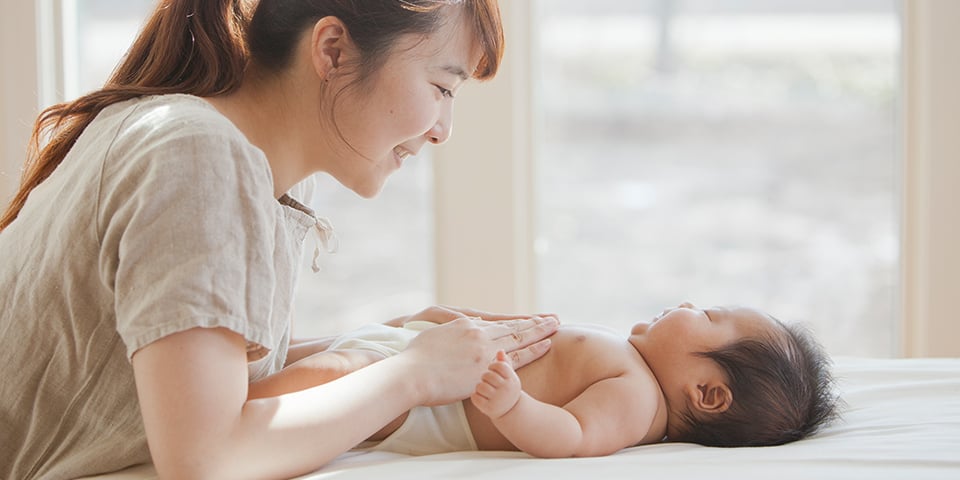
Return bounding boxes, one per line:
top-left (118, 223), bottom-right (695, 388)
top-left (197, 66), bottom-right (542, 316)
top-left (109, 0), bottom-right (250, 94)
top-left (0, 0), bottom-right (251, 231)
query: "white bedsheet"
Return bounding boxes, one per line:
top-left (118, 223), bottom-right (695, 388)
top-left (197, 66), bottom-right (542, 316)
top-left (83, 357), bottom-right (960, 479)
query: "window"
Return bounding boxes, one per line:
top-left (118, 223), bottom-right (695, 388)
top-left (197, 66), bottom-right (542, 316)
top-left (57, 0), bottom-right (154, 100)
top-left (533, 0), bottom-right (900, 356)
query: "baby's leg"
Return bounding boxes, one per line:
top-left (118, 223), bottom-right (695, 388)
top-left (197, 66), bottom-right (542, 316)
top-left (367, 411), bottom-right (410, 441)
top-left (248, 348), bottom-right (386, 399)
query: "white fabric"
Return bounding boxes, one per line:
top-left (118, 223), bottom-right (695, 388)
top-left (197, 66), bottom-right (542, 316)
top-left (356, 403), bottom-right (479, 456)
top-left (324, 322), bottom-right (427, 356)
top-left (328, 321), bottom-right (479, 455)
top-left (78, 357), bottom-right (960, 479)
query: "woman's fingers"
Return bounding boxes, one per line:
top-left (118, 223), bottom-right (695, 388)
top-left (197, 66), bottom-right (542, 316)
top-left (503, 338), bottom-right (552, 370)
top-left (485, 317), bottom-right (558, 368)
top-left (488, 316), bottom-right (559, 347)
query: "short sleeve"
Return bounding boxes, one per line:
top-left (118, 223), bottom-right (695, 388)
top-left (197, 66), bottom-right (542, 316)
top-left (96, 101), bottom-right (282, 359)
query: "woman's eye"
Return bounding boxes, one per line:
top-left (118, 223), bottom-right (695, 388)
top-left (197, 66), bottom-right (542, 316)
top-left (436, 85), bottom-right (454, 99)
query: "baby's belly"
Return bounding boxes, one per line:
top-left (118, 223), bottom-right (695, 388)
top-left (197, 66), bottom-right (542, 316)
top-left (463, 327), bottom-right (623, 450)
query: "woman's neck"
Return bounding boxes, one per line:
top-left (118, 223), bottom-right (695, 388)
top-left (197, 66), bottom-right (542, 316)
top-left (204, 71), bottom-right (316, 198)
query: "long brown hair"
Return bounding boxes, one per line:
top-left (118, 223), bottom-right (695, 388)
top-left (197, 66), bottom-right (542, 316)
top-left (0, 0), bottom-right (503, 231)
top-left (0, 0), bottom-right (249, 231)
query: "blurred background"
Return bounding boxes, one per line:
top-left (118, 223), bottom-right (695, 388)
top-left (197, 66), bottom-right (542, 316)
top-left (2, 0), bottom-right (904, 357)
top-left (533, 0), bottom-right (899, 356)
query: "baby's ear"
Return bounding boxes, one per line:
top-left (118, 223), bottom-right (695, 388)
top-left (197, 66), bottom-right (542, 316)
top-left (688, 383), bottom-right (732, 415)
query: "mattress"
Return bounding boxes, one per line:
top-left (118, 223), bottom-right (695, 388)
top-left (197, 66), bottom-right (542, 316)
top-left (81, 357), bottom-right (960, 479)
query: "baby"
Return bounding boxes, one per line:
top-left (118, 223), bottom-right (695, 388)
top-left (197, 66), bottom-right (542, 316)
top-left (262, 303), bottom-right (838, 457)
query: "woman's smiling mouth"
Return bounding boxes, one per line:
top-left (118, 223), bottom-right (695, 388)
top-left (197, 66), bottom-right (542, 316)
top-left (393, 146), bottom-right (414, 167)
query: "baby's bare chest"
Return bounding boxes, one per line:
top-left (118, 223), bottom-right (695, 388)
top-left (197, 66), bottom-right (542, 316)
top-left (515, 326), bottom-right (644, 407)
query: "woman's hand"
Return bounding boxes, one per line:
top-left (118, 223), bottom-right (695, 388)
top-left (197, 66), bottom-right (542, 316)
top-left (471, 350), bottom-right (523, 419)
top-left (399, 315), bottom-right (558, 405)
top-left (385, 304), bottom-right (558, 328)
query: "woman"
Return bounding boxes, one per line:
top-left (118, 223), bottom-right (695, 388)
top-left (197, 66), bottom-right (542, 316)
top-left (0, 1), bottom-right (558, 479)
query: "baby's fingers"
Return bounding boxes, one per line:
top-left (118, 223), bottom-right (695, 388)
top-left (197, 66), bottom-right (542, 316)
top-left (480, 364), bottom-right (511, 385)
top-left (487, 351), bottom-right (514, 375)
top-left (473, 379), bottom-right (499, 400)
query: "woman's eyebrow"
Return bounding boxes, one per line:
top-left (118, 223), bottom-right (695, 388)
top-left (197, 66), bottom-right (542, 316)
top-left (436, 64), bottom-right (470, 80)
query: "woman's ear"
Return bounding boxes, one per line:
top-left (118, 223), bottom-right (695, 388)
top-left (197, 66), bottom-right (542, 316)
top-left (310, 16), bottom-right (354, 79)
top-left (687, 382), bottom-right (732, 415)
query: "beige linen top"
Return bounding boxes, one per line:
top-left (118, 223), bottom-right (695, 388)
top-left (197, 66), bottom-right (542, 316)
top-left (0, 94), bottom-right (318, 479)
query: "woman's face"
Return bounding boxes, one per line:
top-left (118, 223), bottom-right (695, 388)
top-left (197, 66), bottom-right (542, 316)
top-left (326, 10), bottom-right (482, 198)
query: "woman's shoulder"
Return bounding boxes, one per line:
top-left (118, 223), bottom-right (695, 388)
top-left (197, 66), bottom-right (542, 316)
top-left (106, 94), bottom-right (248, 146)
top-left (95, 94), bottom-right (272, 189)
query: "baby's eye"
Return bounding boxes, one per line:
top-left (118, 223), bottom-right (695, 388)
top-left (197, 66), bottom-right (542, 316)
top-left (436, 85), bottom-right (454, 99)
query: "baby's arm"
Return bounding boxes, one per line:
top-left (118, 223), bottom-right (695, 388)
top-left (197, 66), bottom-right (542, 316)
top-left (471, 352), bottom-right (658, 458)
top-left (248, 348), bottom-right (387, 400)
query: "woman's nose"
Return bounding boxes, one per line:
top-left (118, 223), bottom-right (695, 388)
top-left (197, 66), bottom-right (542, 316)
top-left (678, 301), bottom-right (696, 309)
top-left (427, 101), bottom-right (454, 144)
top-left (426, 120), bottom-right (452, 145)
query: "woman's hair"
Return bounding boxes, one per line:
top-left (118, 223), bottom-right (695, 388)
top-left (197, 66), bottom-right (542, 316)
top-left (672, 321), bottom-right (840, 447)
top-left (0, 0), bottom-right (504, 231)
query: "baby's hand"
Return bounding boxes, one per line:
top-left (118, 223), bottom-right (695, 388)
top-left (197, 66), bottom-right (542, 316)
top-left (470, 350), bottom-right (522, 419)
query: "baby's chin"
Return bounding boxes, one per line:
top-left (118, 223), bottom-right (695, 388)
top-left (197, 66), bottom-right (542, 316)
top-left (630, 322), bottom-right (651, 336)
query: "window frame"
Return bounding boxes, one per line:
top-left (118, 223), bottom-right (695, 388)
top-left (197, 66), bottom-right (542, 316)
top-left (900, 1), bottom-right (960, 357)
top-left (0, 2), bottom-right (41, 206)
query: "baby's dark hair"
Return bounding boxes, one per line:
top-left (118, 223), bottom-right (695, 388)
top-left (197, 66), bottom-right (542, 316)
top-left (673, 320), bottom-right (839, 447)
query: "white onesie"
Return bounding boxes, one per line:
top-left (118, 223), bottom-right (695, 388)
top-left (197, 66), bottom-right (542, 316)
top-left (327, 322), bottom-right (479, 455)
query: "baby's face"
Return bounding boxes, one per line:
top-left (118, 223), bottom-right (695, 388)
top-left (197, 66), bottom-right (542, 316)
top-left (628, 303), bottom-right (780, 384)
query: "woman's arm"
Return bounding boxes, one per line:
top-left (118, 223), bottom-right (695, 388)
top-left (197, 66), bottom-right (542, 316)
top-left (132, 316), bottom-right (557, 480)
top-left (471, 355), bottom-right (658, 458)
